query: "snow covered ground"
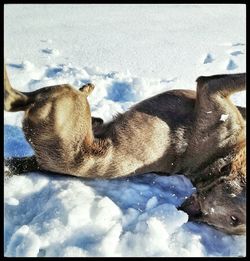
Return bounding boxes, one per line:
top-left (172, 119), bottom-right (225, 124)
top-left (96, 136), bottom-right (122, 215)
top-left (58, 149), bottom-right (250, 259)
top-left (4, 4), bottom-right (246, 257)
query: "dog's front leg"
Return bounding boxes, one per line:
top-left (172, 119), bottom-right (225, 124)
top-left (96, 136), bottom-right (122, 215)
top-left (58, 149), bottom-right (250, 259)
top-left (4, 155), bottom-right (40, 176)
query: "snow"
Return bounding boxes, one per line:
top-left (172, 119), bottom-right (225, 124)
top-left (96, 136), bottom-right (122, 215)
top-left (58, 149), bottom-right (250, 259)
top-left (4, 4), bottom-right (246, 257)
top-left (220, 114), bottom-right (229, 122)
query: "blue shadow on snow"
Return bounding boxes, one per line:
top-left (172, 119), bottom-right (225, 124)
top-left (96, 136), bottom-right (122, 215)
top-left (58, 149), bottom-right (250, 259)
top-left (4, 125), bottom-right (34, 158)
top-left (107, 81), bottom-right (136, 102)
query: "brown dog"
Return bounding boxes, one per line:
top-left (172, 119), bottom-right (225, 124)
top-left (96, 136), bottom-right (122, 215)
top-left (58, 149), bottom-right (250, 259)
top-left (4, 65), bottom-right (246, 235)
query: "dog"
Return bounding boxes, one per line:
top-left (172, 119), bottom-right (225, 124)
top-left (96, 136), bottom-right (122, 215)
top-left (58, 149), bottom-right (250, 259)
top-left (4, 65), bottom-right (246, 235)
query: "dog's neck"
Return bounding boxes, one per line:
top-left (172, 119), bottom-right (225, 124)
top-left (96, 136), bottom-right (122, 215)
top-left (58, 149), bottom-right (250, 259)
top-left (189, 141), bottom-right (246, 189)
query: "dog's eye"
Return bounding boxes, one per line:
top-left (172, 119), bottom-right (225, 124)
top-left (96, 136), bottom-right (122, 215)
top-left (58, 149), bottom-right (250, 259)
top-left (230, 215), bottom-right (240, 226)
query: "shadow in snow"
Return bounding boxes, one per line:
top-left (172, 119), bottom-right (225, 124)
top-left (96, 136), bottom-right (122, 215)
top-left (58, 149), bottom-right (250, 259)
top-left (4, 125), bottom-right (34, 158)
top-left (107, 81), bottom-right (136, 102)
top-left (7, 63), bottom-right (24, 69)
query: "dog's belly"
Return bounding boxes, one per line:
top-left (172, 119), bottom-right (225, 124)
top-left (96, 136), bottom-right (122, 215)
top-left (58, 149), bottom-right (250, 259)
top-left (108, 112), bottom-right (186, 177)
top-left (95, 91), bottom-right (196, 178)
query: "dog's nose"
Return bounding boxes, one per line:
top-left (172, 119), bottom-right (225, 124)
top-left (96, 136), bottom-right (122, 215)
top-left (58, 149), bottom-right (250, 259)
top-left (178, 194), bottom-right (202, 219)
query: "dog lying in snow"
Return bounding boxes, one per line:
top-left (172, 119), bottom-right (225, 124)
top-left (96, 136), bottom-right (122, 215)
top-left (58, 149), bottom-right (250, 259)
top-left (4, 65), bottom-right (246, 235)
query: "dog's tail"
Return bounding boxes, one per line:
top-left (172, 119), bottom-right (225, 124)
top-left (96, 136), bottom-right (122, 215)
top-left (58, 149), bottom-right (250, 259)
top-left (4, 65), bottom-right (34, 112)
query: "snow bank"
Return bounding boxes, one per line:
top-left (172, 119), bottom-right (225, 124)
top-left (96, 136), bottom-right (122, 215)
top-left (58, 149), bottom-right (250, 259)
top-left (4, 162), bottom-right (246, 257)
top-left (4, 4), bottom-right (246, 257)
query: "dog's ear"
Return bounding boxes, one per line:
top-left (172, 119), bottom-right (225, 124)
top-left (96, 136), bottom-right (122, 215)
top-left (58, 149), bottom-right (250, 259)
top-left (79, 83), bottom-right (95, 96)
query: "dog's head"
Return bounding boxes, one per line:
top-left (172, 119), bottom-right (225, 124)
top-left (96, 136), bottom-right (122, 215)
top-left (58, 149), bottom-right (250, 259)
top-left (180, 176), bottom-right (246, 235)
top-left (180, 144), bottom-right (246, 235)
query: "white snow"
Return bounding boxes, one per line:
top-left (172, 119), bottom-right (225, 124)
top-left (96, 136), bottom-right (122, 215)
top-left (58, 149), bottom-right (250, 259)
top-left (220, 114), bottom-right (229, 122)
top-left (4, 4), bottom-right (246, 257)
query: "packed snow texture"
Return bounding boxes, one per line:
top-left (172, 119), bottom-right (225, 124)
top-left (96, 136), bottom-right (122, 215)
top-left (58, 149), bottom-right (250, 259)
top-left (4, 4), bottom-right (246, 257)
